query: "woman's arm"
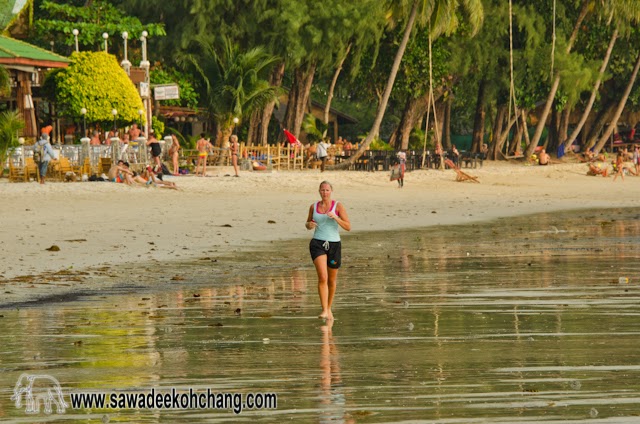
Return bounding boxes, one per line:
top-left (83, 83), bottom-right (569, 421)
top-left (305, 205), bottom-right (316, 230)
top-left (329, 203), bottom-right (351, 231)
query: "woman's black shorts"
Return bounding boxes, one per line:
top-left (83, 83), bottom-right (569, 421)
top-left (151, 143), bottom-right (162, 158)
top-left (309, 239), bottom-right (341, 269)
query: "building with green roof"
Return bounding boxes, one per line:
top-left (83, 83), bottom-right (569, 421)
top-left (0, 34), bottom-right (69, 137)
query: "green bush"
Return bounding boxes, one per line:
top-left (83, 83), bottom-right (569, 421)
top-left (53, 51), bottom-right (145, 125)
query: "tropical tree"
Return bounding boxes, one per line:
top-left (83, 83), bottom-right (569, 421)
top-left (30, 0), bottom-right (165, 55)
top-left (590, 1), bottom-right (640, 154)
top-left (179, 37), bottom-right (279, 146)
top-left (335, 0), bottom-right (484, 169)
top-left (0, 110), bottom-right (25, 169)
top-left (45, 51), bottom-right (145, 125)
top-left (523, 0), bottom-right (590, 158)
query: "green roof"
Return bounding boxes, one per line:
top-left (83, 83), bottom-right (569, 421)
top-left (0, 0), bottom-right (27, 31)
top-left (0, 34), bottom-right (69, 66)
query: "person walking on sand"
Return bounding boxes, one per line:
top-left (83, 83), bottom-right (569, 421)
top-left (230, 134), bottom-right (239, 177)
top-left (396, 150), bottom-right (406, 188)
top-left (305, 181), bottom-right (351, 321)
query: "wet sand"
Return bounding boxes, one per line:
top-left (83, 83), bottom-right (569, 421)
top-left (2, 161), bottom-right (640, 306)
top-left (1, 208), bottom-right (640, 422)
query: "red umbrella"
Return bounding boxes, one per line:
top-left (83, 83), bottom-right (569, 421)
top-left (283, 129), bottom-right (300, 145)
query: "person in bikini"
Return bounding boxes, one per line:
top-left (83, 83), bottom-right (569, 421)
top-left (195, 133), bottom-right (212, 176)
top-left (305, 181), bottom-right (351, 321)
top-left (230, 134), bottom-right (239, 177)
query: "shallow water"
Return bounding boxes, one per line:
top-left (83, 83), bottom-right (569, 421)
top-left (1, 208), bottom-right (640, 423)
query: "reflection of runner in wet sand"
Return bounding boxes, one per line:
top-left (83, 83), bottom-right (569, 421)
top-left (306, 181), bottom-right (351, 321)
top-left (319, 320), bottom-right (353, 423)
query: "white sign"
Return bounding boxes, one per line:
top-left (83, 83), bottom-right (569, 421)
top-left (139, 82), bottom-right (150, 98)
top-left (154, 85), bottom-right (180, 100)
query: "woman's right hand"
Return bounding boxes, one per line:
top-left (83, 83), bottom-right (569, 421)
top-left (306, 220), bottom-right (317, 230)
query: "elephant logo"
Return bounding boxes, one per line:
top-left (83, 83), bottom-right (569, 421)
top-left (10, 373), bottom-right (68, 414)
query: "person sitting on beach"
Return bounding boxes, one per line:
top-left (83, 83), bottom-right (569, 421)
top-left (538, 148), bottom-right (550, 166)
top-left (252, 160), bottom-right (267, 171)
top-left (582, 150), bottom-right (595, 162)
top-left (634, 145), bottom-right (640, 176)
top-left (133, 165), bottom-right (178, 189)
top-left (108, 160), bottom-right (134, 184)
top-left (587, 162), bottom-right (609, 177)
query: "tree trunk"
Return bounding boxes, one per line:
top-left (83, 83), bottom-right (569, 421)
top-left (524, 0), bottom-right (589, 158)
top-left (509, 118), bottom-right (523, 155)
top-left (517, 109), bottom-right (530, 155)
top-left (389, 86), bottom-right (447, 150)
top-left (547, 107), bottom-right (561, 154)
top-left (562, 27), bottom-right (618, 153)
top-left (558, 107), bottom-right (570, 147)
top-left (216, 126), bottom-right (232, 150)
top-left (471, 80), bottom-right (487, 153)
top-left (443, 96), bottom-right (452, 150)
top-left (248, 62), bottom-right (282, 146)
top-left (489, 104), bottom-right (507, 160)
top-left (332, 0), bottom-right (419, 169)
top-left (584, 101), bottom-right (616, 150)
top-left (389, 96), bottom-right (421, 149)
top-left (593, 50), bottom-right (640, 154)
top-left (283, 61), bottom-right (317, 140)
top-left (323, 43), bottom-right (352, 136)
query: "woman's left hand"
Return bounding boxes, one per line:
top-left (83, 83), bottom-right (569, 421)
top-left (327, 211), bottom-right (337, 220)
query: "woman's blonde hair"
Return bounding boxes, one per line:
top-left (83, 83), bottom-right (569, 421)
top-left (319, 180), bottom-right (333, 190)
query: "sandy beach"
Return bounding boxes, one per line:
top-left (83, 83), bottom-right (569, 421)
top-left (1, 161), bottom-right (639, 304)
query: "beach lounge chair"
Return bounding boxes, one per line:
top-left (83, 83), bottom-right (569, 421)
top-left (444, 159), bottom-right (479, 183)
top-left (56, 157), bottom-right (78, 181)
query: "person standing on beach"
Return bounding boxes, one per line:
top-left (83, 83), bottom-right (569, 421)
top-left (33, 132), bottom-right (56, 184)
top-left (146, 131), bottom-right (162, 172)
top-left (230, 134), bottom-right (239, 177)
top-left (305, 181), bottom-right (351, 321)
top-left (169, 134), bottom-right (181, 175)
top-left (396, 150), bottom-right (406, 188)
top-left (195, 133), bottom-right (212, 176)
top-left (316, 139), bottom-right (329, 172)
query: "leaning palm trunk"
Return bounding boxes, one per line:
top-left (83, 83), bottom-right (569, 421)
top-left (323, 43), bottom-right (352, 137)
top-left (283, 62), bottom-right (317, 140)
top-left (248, 62), bottom-right (285, 146)
top-left (524, 0), bottom-right (589, 159)
top-left (593, 50), bottom-right (640, 154)
top-left (331, 0), bottom-right (419, 170)
top-left (561, 27), bottom-right (618, 153)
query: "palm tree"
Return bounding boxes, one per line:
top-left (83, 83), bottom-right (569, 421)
top-left (180, 37), bottom-right (280, 146)
top-left (0, 110), bottom-right (25, 169)
top-left (333, 0), bottom-right (483, 169)
top-left (523, 0), bottom-right (590, 159)
top-left (560, 25), bottom-right (618, 153)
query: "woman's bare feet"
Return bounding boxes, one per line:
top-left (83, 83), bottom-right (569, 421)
top-left (319, 310), bottom-right (334, 321)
